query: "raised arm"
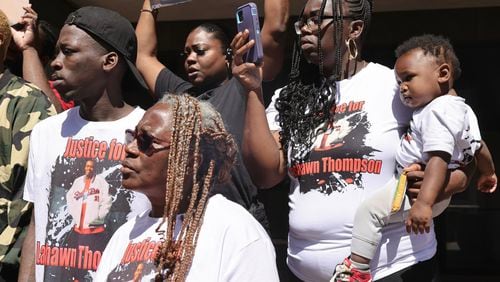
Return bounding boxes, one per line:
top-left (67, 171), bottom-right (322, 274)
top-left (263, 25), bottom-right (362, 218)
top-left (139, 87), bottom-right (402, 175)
top-left (231, 31), bottom-right (287, 188)
top-left (11, 6), bottom-right (62, 113)
top-left (136, 0), bottom-right (167, 94)
top-left (244, 88), bottom-right (287, 188)
top-left (261, 0), bottom-right (289, 81)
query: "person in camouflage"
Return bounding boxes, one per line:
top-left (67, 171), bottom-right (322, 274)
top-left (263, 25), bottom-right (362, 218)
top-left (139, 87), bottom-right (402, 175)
top-left (0, 9), bottom-right (55, 281)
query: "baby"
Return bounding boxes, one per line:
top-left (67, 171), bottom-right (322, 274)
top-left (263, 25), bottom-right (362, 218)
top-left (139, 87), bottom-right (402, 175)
top-left (332, 34), bottom-right (497, 282)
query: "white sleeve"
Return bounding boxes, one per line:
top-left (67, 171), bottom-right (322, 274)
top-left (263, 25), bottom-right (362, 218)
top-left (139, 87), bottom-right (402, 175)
top-left (23, 125), bottom-right (40, 203)
top-left (265, 88), bottom-right (283, 132)
top-left (223, 238), bottom-right (279, 282)
top-left (420, 100), bottom-right (467, 156)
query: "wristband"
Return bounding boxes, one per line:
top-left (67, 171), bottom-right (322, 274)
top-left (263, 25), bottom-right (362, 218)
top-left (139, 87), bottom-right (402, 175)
top-left (140, 8), bottom-right (158, 16)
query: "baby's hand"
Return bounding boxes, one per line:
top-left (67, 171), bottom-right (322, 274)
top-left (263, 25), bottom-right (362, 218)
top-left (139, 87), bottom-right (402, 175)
top-left (477, 173), bottom-right (497, 193)
top-left (405, 201), bottom-right (432, 234)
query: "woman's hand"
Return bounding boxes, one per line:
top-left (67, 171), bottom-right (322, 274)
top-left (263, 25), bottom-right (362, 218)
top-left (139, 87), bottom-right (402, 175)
top-left (230, 29), bottom-right (262, 91)
top-left (405, 164), bottom-right (424, 205)
top-left (407, 163), bottom-right (473, 204)
top-left (477, 173), bottom-right (497, 193)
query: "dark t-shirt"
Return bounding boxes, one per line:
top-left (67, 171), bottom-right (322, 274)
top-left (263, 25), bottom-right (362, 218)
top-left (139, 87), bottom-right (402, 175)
top-left (155, 68), bottom-right (267, 226)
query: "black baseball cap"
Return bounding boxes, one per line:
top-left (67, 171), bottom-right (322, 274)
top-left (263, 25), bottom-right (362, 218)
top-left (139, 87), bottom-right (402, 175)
top-left (64, 6), bottom-right (147, 90)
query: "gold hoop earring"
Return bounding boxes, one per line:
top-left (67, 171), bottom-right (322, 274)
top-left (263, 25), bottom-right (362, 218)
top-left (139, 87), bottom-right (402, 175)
top-left (346, 38), bottom-right (358, 60)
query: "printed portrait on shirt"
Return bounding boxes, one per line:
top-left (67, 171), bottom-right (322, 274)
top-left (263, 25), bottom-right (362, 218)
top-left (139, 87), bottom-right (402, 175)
top-left (36, 136), bottom-right (138, 280)
top-left (289, 100), bottom-right (381, 195)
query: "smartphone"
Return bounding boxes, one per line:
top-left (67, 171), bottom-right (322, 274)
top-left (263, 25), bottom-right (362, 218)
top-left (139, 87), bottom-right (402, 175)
top-left (236, 2), bottom-right (264, 65)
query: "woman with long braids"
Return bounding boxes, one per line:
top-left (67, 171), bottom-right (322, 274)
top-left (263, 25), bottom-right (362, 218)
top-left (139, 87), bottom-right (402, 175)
top-left (95, 94), bottom-right (279, 281)
top-left (238, 0), bottom-right (472, 281)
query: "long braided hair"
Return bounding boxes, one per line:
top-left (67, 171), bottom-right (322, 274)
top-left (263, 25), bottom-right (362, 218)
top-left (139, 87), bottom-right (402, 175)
top-left (153, 94), bottom-right (237, 281)
top-left (275, 0), bottom-right (372, 162)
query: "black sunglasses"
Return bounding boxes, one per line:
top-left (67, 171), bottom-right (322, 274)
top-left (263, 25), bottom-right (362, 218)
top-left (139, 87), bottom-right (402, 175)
top-left (125, 129), bottom-right (169, 154)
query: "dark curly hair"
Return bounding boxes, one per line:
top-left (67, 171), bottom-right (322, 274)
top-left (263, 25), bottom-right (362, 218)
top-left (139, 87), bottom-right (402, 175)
top-left (196, 23), bottom-right (230, 56)
top-left (275, 0), bottom-right (373, 162)
top-left (395, 34), bottom-right (462, 81)
top-left (38, 20), bottom-right (59, 60)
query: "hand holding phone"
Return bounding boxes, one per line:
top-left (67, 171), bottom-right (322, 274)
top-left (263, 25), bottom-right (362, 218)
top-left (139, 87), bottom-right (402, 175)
top-left (236, 2), bottom-right (263, 65)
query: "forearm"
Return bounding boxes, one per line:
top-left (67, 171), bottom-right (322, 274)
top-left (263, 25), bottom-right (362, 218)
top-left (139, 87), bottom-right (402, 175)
top-left (22, 48), bottom-right (62, 113)
top-left (136, 0), bottom-right (164, 92)
top-left (137, 0), bottom-right (158, 60)
top-left (243, 88), bottom-right (286, 188)
top-left (263, 0), bottom-right (289, 31)
top-left (476, 141), bottom-right (495, 175)
top-left (261, 0), bottom-right (289, 81)
top-left (437, 160), bottom-right (475, 200)
top-left (18, 214), bottom-right (36, 282)
top-left (407, 158), bottom-right (473, 203)
top-left (416, 153), bottom-right (450, 206)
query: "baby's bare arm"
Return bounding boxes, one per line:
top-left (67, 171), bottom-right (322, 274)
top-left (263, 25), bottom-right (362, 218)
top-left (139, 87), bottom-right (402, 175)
top-left (406, 151), bottom-right (450, 234)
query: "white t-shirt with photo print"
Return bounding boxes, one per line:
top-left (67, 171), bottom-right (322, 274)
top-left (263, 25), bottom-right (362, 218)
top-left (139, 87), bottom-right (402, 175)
top-left (266, 62), bottom-right (436, 281)
top-left (95, 194), bottom-right (279, 281)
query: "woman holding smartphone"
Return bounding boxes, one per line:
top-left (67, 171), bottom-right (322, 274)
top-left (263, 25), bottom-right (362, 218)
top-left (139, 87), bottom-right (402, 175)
top-left (135, 0), bottom-right (289, 229)
top-left (239, 0), bottom-right (473, 281)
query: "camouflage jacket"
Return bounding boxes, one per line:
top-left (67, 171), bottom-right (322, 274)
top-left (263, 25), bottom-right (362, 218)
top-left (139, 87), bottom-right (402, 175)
top-left (0, 69), bottom-right (55, 266)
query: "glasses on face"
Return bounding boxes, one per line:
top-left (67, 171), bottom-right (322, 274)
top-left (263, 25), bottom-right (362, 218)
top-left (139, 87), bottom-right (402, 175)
top-left (125, 129), bottom-right (170, 154)
top-left (294, 15), bottom-right (354, 35)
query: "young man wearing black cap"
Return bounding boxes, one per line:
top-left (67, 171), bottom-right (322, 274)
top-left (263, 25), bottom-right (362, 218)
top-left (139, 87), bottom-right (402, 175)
top-left (19, 7), bottom-right (151, 281)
